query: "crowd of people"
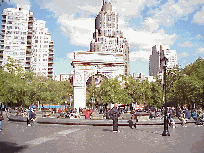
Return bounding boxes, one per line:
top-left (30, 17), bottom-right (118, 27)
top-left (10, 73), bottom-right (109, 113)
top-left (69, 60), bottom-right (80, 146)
top-left (0, 103), bottom-right (204, 131)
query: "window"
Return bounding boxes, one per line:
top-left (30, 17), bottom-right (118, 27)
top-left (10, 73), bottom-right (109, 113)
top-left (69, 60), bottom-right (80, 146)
top-left (21, 42), bottom-right (25, 44)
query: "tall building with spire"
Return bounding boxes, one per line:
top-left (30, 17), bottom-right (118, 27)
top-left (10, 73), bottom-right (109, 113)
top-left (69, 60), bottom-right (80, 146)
top-left (0, 4), bottom-right (54, 78)
top-left (90, 0), bottom-right (129, 75)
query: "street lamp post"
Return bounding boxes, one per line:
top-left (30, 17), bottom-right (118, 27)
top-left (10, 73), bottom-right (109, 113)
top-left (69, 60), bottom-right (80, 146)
top-left (91, 93), bottom-right (95, 110)
top-left (161, 56), bottom-right (170, 136)
top-left (69, 94), bottom-right (72, 108)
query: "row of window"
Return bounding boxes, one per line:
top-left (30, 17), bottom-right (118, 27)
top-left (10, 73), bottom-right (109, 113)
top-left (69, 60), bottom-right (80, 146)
top-left (6, 31), bottom-right (27, 35)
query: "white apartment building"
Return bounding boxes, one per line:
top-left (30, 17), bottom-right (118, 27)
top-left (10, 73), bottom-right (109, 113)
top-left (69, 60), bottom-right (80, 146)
top-left (149, 45), bottom-right (178, 76)
top-left (31, 20), bottom-right (54, 77)
top-left (0, 5), bottom-right (54, 78)
top-left (90, 0), bottom-right (129, 75)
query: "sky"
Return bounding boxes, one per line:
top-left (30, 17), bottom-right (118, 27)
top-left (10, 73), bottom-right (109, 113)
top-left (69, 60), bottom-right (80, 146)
top-left (0, 0), bottom-right (204, 76)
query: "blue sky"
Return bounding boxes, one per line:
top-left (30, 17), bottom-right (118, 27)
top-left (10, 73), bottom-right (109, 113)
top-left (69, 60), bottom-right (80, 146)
top-left (0, 0), bottom-right (204, 76)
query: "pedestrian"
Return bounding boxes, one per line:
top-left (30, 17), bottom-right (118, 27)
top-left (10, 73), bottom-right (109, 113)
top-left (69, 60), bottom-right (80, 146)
top-left (185, 109), bottom-right (191, 119)
top-left (109, 104), bottom-right (120, 132)
top-left (85, 109), bottom-right (91, 119)
top-left (0, 103), bottom-right (4, 132)
top-left (27, 103), bottom-right (36, 126)
top-left (149, 110), bottom-right (153, 119)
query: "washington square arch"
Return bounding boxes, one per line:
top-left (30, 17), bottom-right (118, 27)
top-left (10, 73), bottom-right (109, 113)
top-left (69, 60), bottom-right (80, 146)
top-left (71, 0), bottom-right (130, 110)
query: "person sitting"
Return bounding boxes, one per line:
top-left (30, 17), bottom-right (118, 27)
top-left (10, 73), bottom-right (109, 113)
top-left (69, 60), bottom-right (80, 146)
top-left (185, 109), bottom-right (191, 119)
top-left (192, 110), bottom-right (203, 125)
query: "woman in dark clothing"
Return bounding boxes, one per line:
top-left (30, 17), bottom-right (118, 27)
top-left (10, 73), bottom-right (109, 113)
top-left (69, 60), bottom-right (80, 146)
top-left (109, 104), bottom-right (120, 132)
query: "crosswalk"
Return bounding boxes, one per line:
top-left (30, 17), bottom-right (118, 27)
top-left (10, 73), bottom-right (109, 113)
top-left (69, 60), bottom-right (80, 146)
top-left (25, 128), bottom-right (79, 146)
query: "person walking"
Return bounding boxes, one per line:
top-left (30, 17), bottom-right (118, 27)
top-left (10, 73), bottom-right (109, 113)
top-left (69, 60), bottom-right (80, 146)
top-left (0, 103), bottom-right (4, 132)
top-left (109, 104), bottom-right (120, 132)
top-left (27, 103), bottom-right (36, 126)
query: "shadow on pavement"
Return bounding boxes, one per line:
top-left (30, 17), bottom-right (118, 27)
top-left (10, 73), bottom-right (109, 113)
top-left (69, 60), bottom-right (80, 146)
top-left (137, 129), bottom-right (162, 135)
top-left (102, 129), bottom-right (113, 132)
top-left (0, 141), bottom-right (28, 153)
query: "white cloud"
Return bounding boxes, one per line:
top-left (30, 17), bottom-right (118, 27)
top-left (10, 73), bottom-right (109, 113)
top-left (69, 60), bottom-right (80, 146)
top-left (10, 0), bottom-right (31, 6)
top-left (122, 26), bottom-right (177, 50)
top-left (112, 0), bottom-right (159, 17)
top-left (41, 0), bottom-right (102, 18)
top-left (181, 60), bottom-right (187, 66)
top-left (142, 17), bottom-right (160, 32)
top-left (196, 48), bottom-right (204, 54)
top-left (177, 52), bottom-right (189, 60)
top-left (57, 14), bottom-right (95, 47)
top-left (66, 52), bottom-right (74, 61)
top-left (76, 4), bottom-right (101, 14)
top-left (178, 41), bottom-right (194, 48)
top-left (192, 6), bottom-right (204, 25)
top-left (129, 50), bottom-right (151, 62)
top-left (195, 34), bottom-right (203, 40)
top-left (148, 0), bottom-right (203, 27)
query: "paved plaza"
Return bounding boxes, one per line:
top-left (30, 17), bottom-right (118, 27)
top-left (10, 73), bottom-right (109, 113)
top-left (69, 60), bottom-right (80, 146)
top-left (0, 120), bottom-right (204, 153)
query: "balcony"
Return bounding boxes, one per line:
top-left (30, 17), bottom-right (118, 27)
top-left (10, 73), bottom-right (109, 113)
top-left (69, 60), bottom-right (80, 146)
top-left (48, 60), bottom-right (54, 64)
top-left (27, 34), bottom-right (33, 37)
top-left (48, 65), bottom-right (53, 68)
top-left (0, 58), bottom-right (3, 61)
top-left (1, 28), bottom-right (5, 32)
top-left (28, 29), bottom-right (33, 32)
top-left (26, 49), bottom-right (32, 52)
top-left (1, 18), bottom-right (6, 21)
top-left (0, 33), bottom-right (5, 36)
top-left (27, 43), bottom-right (32, 46)
top-left (48, 55), bottom-right (54, 58)
top-left (49, 51), bottom-right (54, 54)
top-left (25, 64), bottom-right (30, 68)
top-left (26, 58), bottom-right (31, 62)
top-left (26, 54), bottom-right (32, 57)
top-left (28, 26), bottom-right (33, 29)
top-left (47, 74), bottom-right (53, 77)
top-left (0, 48), bottom-right (4, 51)
top-left (48, 69), bottom-right (53, 72)
top-left (1, 22), bottom-right (6, 26)
top-left (28, 19), bottom-right (34, 22)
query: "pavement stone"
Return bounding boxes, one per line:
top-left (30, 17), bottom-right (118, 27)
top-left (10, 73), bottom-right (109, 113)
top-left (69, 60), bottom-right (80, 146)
top-left (0, 120), bottom-right (203, 153)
